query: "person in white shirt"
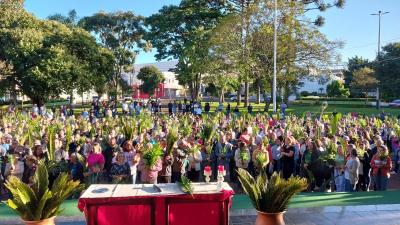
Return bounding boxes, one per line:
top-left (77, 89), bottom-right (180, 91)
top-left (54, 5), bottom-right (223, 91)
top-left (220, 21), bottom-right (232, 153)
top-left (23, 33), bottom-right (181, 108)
top-left (187, 143), bottom-right (202, 182)
top-left (54, 139), bottom-right (68, 162)
top-left (122, 100), bottom-right (128, 115)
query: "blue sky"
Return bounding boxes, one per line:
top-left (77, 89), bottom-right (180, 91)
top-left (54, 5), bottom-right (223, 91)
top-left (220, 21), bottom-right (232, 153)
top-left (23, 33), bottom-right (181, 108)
top-left (24, 0), bottom-right (400, 66)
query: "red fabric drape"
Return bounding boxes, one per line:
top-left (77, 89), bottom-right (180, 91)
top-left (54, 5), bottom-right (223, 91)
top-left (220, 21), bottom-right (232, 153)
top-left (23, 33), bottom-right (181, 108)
top-left (78, 189), bottom-right (234, 225)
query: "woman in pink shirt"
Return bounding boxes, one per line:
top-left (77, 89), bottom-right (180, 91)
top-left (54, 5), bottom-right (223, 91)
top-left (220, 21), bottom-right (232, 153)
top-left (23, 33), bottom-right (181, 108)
top-left (86, 142), bottom-right (105, 184)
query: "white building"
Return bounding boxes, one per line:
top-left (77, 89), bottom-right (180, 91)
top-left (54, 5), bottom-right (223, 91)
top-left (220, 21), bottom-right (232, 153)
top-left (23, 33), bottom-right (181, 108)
top-left (123, 61), bottom-right (184, 98)
top-left (296, 69), bottom-right (344, 94)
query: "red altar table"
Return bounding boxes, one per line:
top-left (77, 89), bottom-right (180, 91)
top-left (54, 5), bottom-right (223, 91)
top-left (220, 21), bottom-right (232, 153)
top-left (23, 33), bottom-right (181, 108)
top-left (78, 182), bottom-right (234, 225)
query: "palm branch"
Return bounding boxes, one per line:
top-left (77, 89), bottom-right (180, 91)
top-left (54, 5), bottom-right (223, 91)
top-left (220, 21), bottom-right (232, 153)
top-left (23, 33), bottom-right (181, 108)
top-left (166, 125), bottom-right (179, 155)
top-left (143, 143), bottom-right (164, 168)
top-left (4, 161), bottom-right (83, 221)
top-left (237, 169), bottom-right (307, 213)
top-left (178, 175), bottom-right (194, 197)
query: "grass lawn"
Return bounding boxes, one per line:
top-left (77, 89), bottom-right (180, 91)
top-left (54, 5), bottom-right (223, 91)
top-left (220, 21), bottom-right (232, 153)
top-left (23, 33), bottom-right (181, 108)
top-left (2, 101), bottom-right (399, 117)
top-left (200, 102), bottom-right (400, 116)
top-left (2, 190), bottom-right (400, 219)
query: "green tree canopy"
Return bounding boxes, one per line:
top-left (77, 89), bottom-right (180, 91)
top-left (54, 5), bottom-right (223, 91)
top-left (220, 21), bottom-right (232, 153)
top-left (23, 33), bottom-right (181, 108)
top-left (146, 0), bottom-right (228, 100)
top-left (0, 1), bottom-right (114, 105)
top-left (350, 67), bottom-right (378, 93)
top-left (343, 56), bottom-right (370, 89)
top-left (79, 11), bottom-right (148, 98)
top-left (137, 66), bottom-right (165, 96)
top-left (327, 80), bottom-right (350, 97)
top-left (374, 42), bottom-right (400, 100)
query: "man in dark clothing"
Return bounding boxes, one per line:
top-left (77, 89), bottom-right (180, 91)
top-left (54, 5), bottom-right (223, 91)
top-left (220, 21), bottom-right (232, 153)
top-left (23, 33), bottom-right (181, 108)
top-left (102, 137), bottom-right (122, 182)
top-left (168, 101), bottom-right (173, 115)
top-left (205, 102), bottom-right (210, 114)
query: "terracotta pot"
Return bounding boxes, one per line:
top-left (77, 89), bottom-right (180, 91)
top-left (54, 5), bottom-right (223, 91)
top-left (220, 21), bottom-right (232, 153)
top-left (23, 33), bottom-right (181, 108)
top-left (23, 216), bottom-right (56, 225)
top-left (255, 211), bottom-right (285, 225)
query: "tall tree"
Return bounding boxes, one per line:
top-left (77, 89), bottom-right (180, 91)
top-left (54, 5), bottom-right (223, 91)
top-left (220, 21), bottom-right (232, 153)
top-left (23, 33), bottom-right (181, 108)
top-left (374, 42), bottom-right (400, 100)
top-left (327, 80), bottom-right (350, 97)
top-left (0, 1), bottom-right (114, 106)
top-left (343, 56), bottom-right (370, 90)
top-left (350, 67), bottom-right (378, 102)
top-left (47, 9), bottom-right (78, 26)
top-left (137, 66), bottom-right (165, 96)
top-left (79, 11), bottom-right (148, 99)
top-left (146, 0), bottom-right (228, 100)
top-left (213, 0), bottom-right (341, 103)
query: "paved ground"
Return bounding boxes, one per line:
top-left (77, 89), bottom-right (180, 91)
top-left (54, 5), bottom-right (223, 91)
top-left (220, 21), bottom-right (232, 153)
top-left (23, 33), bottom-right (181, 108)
top-left (3, 205), bottom-right (400, 225)
top-left (5, 211), bottom-right (400, 225)
top-left (231, 211), bottom-right (400, 225)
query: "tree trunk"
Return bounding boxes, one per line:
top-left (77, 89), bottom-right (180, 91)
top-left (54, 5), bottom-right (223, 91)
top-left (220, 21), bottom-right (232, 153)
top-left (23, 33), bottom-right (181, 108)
top-left (220, 88), bottom-right (225, 103)
top-left (244, 81), bottom-right (249, 107)
top-left (256, 84), bottom-right (261, 104)
top-left (69, 91), bottom-right (74, 107)
top-left (263, 90), bottom-right (270, 112)
top-left (237, 85), bottom-right (241, 106)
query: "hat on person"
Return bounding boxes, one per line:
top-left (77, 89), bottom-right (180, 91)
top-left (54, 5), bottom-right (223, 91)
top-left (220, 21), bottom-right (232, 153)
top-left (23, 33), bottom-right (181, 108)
top-left (34, 140), bottom-right (41, 146)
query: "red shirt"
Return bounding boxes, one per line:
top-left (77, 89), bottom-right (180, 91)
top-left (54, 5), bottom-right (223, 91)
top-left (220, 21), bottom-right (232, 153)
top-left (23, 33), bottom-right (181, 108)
top-left (370, 154), bottom-right (392, 177)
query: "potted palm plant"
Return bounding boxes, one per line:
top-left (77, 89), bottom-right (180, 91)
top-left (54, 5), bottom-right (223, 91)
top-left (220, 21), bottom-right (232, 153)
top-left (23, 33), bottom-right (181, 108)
top-left (237, 169), bottom-right (307, 225)
top-left (4, 161), bottom-right (83, 225)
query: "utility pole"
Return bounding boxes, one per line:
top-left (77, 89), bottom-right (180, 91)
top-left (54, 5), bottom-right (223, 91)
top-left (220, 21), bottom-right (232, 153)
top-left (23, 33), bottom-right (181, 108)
top-left (371, 11), bottom-right (389, 110)
top-left (272, 0), bottom-right (277, 113)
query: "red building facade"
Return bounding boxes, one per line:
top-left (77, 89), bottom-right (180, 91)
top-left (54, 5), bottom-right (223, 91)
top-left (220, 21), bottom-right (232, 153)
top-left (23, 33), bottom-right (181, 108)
top-left (131, 83), bottom-right (165, 99)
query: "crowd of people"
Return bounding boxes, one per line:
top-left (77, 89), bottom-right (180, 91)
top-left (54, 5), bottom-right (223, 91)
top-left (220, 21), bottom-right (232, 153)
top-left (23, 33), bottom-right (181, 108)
top-left (1, 100), bottom-right (399, 200)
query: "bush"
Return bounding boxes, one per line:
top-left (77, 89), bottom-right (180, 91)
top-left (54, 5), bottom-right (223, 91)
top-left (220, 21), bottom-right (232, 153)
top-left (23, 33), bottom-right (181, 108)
top-left (300, 91), bottom-right (310, 97)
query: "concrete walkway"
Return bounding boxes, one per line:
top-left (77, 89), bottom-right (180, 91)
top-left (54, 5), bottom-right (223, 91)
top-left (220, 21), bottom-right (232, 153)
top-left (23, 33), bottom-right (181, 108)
top-left (2, 204), bottom-right (400, 225)
top-left (231, 204), bottom-right (400, 225)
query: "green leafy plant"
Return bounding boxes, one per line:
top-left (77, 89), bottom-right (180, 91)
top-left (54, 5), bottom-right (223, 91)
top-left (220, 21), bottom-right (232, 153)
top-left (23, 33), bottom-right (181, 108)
top-left (237, 169), bottom-right (307, 213)
top-left (255, 152), bottom-right (268, 169)
top-left (240, 150), bottom-right (249, 162)
top-left (178, 175), bottom-right (194, 197)
top-left (4, 161), bottom-right (83, 221)
top-left (166, 125), bottom-right (179, 155)
top-left (180, 116), bottom-right (192, 138)
top-left (319, 141), bottom-right (337, 166)
top-left (121, 117), bottom-right (136, 140)
top-left (143, 143), bottom-right (164, 168)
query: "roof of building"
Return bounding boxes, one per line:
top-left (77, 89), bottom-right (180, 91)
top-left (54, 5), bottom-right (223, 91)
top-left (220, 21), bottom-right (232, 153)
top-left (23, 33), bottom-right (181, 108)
top-left (134, 61), bottom-right (178, 73)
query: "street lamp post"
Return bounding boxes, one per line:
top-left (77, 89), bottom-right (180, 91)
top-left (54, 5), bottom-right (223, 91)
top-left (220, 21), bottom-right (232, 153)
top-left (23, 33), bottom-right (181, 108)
top-left (272, 0), bottom-right (278, 113)
top-left (371, 10), bottom-right (389, 110)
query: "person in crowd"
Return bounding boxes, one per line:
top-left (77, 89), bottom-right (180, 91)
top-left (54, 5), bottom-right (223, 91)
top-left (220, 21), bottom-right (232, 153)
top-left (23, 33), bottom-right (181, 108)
top-left (110, 151), bottom-right (131, 184)
top-left (102, 137), bottom-right (121, 182)
top-left (159, 148), bottom-right (173, 183)
top-left (4, 153), bottom-right (24, 180)
top-left (251, 139), bottom-right (269, 175)
top-left (86, 143), bottom-right (105, 184)
top-left (68, 153), bottom-right (84, 183)
top-left (187, 143), bottom-right (202, 182)
top-left (271, 135), bottom-right (282, 173)
top-left (234, 141), bottom-right (250, 175)
top-left (281, 136), bottom-right (295, 179)
top-left (171, 141), bottom-right (188, 183)
top-left (334, 144), bottom-right (346, 192)
top-left (138, 143), bottom-right (162, 184)
top-left (213, 133), bottom-right (233, 180)
top-left (32, 141), bottom-right (48, 162)
top-left (22, 155), bottom-right (37, 185)
top-left (205, 102), bottom-right (210, 114)
top-left (345, 148), bottom-right (360, 192)
top-left (122, 140), bottom-right (140, 184)
top-left (370, 145), bottom-right (392, 191)
top-left (54, 139), bottom-right (68, 162)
